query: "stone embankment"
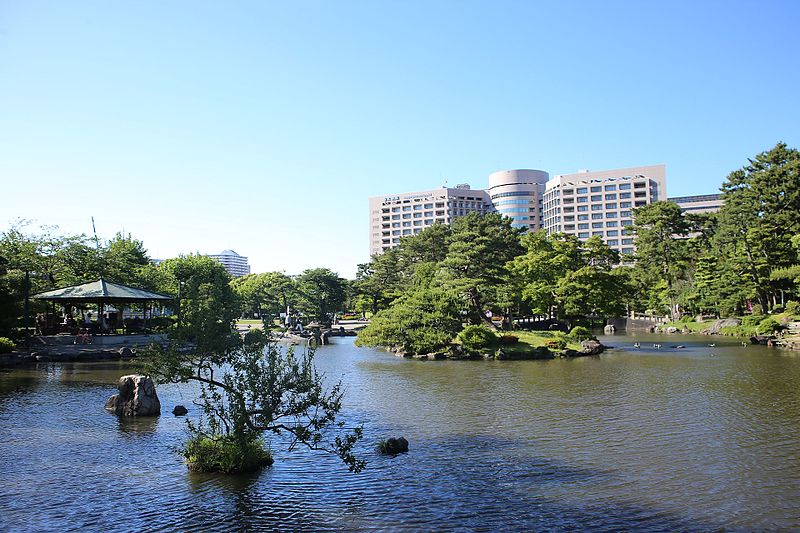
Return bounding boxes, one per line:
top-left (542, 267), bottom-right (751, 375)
top-left (390, 339), bottom-right (606, 361)
top-left (1, 346), bottom-right (139, 367)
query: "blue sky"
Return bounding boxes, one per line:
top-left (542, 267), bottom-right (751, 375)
top-left (1, 0), bottom-right (798, 278)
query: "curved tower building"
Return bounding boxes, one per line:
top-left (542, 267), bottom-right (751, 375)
top-left (488, 169), bottom-right (550, 231)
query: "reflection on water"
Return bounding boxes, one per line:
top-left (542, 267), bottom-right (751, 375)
top-left (1, 334), bottom-right (800, 531)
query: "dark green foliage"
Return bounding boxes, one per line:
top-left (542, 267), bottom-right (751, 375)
top-left (294, 268), bottom-right (348, 323)
top-left (0, 337), bottom-right (15, 353)
top-left (756, 317), bottom-right (782, 335)
top-left (742, 314), bottom-right (768, 328)
top-left (786, 300), bottom-right (800, 316)
top-left (355, 288), bottom-right (462, 354)
top-left (569, 326), bottom-right (591, 341)
top-left (182, 434), bottom-right (273, 474)
top-left (457, 325), bottom-right (498, 353)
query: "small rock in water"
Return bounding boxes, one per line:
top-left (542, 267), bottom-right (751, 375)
top-left (383, 436), bottom-right (409, 454)
top-left (172, 405), bottom-right (188, 416)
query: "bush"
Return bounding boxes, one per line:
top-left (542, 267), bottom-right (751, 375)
top-left (545, 339), bottom-right (567, 350)
top-left (786, 300), bottom-right (800, 316)
top-left (182, 435), bottom-right (273, 474)
top-left (756, 317), bottom-right (782, 335)
top-left (498, 335), bottom-right (519, 345)
top-left (457, 325), bottom-right (498, 353)
top-left (0, 337), bottom-right (14, 354)
top-left (569, 326), bottom-right (591, 341)
top-left (742, 314), bottom-right (768, 327)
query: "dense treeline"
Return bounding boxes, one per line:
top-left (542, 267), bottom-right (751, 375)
top-left (355, 143), bottom-right (800, 352)
top-left (0, 222), bottom-right (350, 339)
top-left (1, 143), bottom-right (798, 350)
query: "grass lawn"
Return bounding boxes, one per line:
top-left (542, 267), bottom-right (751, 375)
top-left (661, 320), bottom-right (710, 333)
top-left (501, 330), bottom-right (583, 356)
top-left (236, 319), bottom-right (263, 326)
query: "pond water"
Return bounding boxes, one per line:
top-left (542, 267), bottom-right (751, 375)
top-left (1, 334), bottom-right (799, 531)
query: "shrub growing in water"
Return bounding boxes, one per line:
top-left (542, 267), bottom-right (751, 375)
top-left (0, 337), bottom-right (14, 354)
top-left (569, 326), bottom-right (591, 341)
top-left (183, 434), bottom-right (273, 474)
top-left (457, 325), bottom-right (498, 353)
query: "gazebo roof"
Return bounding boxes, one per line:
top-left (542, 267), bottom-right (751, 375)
top-left (32, 279), bottom-right (173, 304)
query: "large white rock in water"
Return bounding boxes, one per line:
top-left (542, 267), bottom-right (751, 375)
top-left (105, 374), bottom-right (161, 417)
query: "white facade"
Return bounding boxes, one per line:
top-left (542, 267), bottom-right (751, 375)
top-left (488, 169), bottom-right (550, 231)
top-left (542, 165), bottom-right (667, 256)
top-left (368, 184), bottom-right (493, 256)
top-left (208, 250), bottom-right (251, 277)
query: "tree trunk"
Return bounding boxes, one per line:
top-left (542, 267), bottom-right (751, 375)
top-left (468, 288), bottom-right (498, 330)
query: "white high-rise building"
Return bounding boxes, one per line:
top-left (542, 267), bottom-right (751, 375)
top-left (369, 165), bottom-right (668, 256)
top-left (208, 250), bottom-right (251, 277)
top-left (368, 184), bottom-right (493, 256)
top-left (542, 165), bottom-right (667, 255)
top-left (488, 169), bottom-right (550, 231)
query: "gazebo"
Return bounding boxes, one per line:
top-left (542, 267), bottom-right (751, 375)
top-left (31, 279), bottom-right (174, 345)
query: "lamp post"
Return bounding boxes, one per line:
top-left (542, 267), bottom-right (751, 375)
top-left (23, 270), bottom-right (31, 349)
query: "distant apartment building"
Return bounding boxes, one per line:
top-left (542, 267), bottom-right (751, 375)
top-left (208, 250), bottom-right (250, 277)
top-left (669, 193), bottom-right (723, 214)
top-left (542, 165), bottom-right (667, 256)
top-left (488, 169), bottom-right (550, 231)
top-left (368, 184), bottom-right (493, 256)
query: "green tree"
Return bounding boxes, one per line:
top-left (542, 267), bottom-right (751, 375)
top-left (354, 248), bottom-right (402, 316)
top-left (717, 142), bottom-right (800, 312)
top-left (630, 201), bottom-right (694, 319)
top-left (231, 271), bottom-right (294, 321)
top-left (507, 231), bottom-right (583, 318)
top-left (438, 212), bottom-right (523, 328)
top-left (144, 258), bottom-right (363, 473)
top-left (355, 287), bottom-right (462, 354)
top-left (294, 268), bottom-right (348, 323)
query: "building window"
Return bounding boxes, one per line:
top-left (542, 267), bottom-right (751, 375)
top-left (592, 222), bottom-right (603, 228)
top-left (578, 232), bottom-right (589, 238)
top-left (578, 223), bottom-right (589, 230)
top-left (591, 195), bottom-right (602, 202)
top-left (605, 185), bottom-right (617, 191)
top-left (577, 187), bottom-right (588, 194)
top-left (577, 206), bottom-right (588, 212)
top-left (591, 186), bottom-right (602, 192)
top-left (606, 221), bottom-right (618, 227)
top-left (606, 212), bottom-right (618, 218)
top-left (607, 239), bottom-right (619, 245)
top-left (607, 230), bottom-right (619, 236)
top-left (605, 194), bottom-right (617, 200)
top-left (620, 192), bottom-right (631, 199)
top-left (620, 201), bottom-right (631, 208)
top-left (577, 196), bottom-right (588, 203)
top-left (619, 183), bottom-right (631, 190)
top-left (622, 238), bottom-right (634, 245)
top-left (578, 214), bottom-right (589, 221)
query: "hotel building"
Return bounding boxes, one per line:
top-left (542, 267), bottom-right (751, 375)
top-left (669, 193), bottom-right (723, 214)
top-left (208, 250), bottom-right (251, 278)
top-left (542, 165), bottom-right (667, 256)
top-left (368, 185), bottom-right (493, 256)
top-left (487, 169), bottom-right (550, 231)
